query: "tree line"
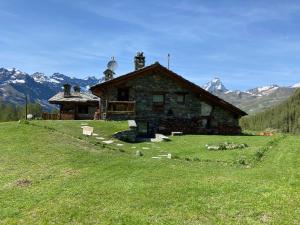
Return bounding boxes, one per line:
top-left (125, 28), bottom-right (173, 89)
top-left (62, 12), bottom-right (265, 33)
top-left (0, 102), bottom-right (50, 122)
top-left (240, 88), bottom-right (300, 133)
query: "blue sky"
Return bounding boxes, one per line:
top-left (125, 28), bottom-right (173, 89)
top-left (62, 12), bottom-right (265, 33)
top-left (1, 0), bottom-right (300, 90)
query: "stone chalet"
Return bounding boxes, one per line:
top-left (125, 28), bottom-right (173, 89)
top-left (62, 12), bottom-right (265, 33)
top-left (90, 53), bottom-right (247, 136)
top-left (49, 84), bottom-right (99, 120)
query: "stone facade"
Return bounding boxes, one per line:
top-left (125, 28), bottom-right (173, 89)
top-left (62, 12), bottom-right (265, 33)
top-left (49, 84), bottom-right (100, 120)
top-left (99, 70), bottom-right (242, 136)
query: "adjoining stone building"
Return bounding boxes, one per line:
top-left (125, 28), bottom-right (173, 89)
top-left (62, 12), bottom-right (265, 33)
top-left (49, 84), bottom-right (99, 120)
top-left (90, 53), bottom-right (247, 135)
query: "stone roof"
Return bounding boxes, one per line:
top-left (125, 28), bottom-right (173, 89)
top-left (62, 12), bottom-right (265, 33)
top-left (90, 63), bottom-right (247, 117)
top-left (49, 92), bottom-right (99, 104)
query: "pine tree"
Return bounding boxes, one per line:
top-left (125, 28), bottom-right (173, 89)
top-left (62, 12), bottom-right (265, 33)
top-left (240, 88), bottom-right (300, 134)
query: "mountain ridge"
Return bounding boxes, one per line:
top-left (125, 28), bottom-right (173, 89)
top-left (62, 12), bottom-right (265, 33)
top-left (0, 67), bottom-right (102, 110)
top-left (1, 67), bottom-right (299, 113)
top-left (202, 77), bottom-right (298, 114)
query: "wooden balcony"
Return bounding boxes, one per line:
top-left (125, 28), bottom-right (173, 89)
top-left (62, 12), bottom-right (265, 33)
top-left (60, 112), bottom-right (75, 120)
top-left (107, 101), bottom-right (136, 114)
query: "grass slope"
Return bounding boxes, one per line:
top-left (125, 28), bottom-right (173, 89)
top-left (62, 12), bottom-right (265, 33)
top-left (0, 121), bottom-right (299, 224)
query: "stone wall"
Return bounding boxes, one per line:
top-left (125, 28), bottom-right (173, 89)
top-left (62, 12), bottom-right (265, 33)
top-left (101, 71), bottom-right (241, 135)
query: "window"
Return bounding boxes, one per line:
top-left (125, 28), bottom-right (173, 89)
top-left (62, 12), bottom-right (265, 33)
top-left (78, 105), bottom-right (89, 114)
top-left (117, 88), bottom-right (129, 101)
top-left (176, 93), bottom-right (186, 104)
top-left (61, 104), bottom-right (74, 113)
top-left (152, 94), bottom-right (164, 105)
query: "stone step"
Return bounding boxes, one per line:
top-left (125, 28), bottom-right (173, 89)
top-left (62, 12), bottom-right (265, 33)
top-left (102, 140), bottom-right (114, 144)
top-left (171, 131), bottom-right (183, 136)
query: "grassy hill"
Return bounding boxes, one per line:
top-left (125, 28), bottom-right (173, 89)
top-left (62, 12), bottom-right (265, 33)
top-left (240, 88), bottom-right (300, 133)
top-left (0, 121), bottom-right (299, 224)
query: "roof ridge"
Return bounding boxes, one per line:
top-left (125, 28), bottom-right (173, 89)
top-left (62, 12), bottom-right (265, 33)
top-left (90, 63), bottom-right (247, 116)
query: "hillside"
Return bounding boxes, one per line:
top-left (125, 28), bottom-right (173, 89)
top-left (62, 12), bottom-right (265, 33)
top-left (203, 78), bottom-right (297, 114)
top-left (0, 120), bottom-right (299, 224)
top-left (240, 88), bottom-right (300, 133)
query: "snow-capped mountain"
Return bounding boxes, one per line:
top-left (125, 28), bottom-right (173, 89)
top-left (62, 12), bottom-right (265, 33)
top-left (203, 77), bottom-right (228, 93)
top-left (1, 67), bottom-right (299, 114)
top-left (0, 68), bottom-right (28, 84)
top-left (0, 67), bottom-right (102, 110)
top-left (291, 83), bottom-right (300, 88)
top-left (32, 72), bottom-right (51, 83)
top-left (32, 72), bottom-right (101, 92)
top-left (246, 85), bottom-right (280, 96)
top-left (202, 78), bottom-right (299, 114)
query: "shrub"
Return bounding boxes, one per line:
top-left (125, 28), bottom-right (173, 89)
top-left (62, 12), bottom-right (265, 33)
top-left (237, 156), bottom-right (247, 165)
top-left (43, 125), bottom-right (56, 132)
top-left (206, 142), bottom-right (248, 151)
top-left (254, 150), bottom-right (264, 161)
top-left (18, 120), bottom-right (29, 125)
top-left (172, 155), bottom-right (180, 159)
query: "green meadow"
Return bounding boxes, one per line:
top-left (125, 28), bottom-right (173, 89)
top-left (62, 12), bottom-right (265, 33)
top-left (0, 120), bottom-right (299, 224)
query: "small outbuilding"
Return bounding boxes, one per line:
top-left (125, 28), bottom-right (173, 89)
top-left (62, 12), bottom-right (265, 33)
top-left (49, 84), bottom-right (100, 120)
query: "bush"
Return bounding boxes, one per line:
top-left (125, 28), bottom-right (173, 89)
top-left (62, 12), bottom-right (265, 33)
top-left (206, 142), bottom-right (248, 151)
top-left (237, 156), bottom-right (247, 165)
top-left (172, 155), bottom-right (180, 159)
top-left (18, 120), bottom-right (29, 125)
top-left (254, 150), bottom-right (264, 161)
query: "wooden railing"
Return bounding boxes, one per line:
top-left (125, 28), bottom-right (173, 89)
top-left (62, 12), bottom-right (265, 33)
top-left (107, 101), bottom-right (135, 114)
top-left (60, 113), bottom-right (75, 120)
top-left (42, 112), bottom-right (60, 120)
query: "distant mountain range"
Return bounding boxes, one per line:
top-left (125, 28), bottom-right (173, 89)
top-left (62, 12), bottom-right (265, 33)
top-left (203, 78), bottom-right (299, 114)
top-left (0, 67), bottom-right (299, 114)
top-left (0, 68), bottom-right (102, 110)
top-left (240, 87), bottom-right (300, 133)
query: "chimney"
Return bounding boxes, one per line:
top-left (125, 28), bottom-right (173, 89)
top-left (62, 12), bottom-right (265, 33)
top-left (63, 84), bottom-right (71, 97)
top-left (103, 57), bottom-right (117, 82)
top-left (134, 52), bottom-right (145, 70)
top-left (74, 85), bottom-right (80, 93)
top-left (103, 69), bottom-right (114, 81)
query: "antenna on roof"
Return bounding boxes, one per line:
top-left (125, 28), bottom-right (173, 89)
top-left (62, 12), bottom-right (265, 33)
top-left (167, 53), bottom-right (170, 69)
top-left (104, 57), bottom-right (117, 81)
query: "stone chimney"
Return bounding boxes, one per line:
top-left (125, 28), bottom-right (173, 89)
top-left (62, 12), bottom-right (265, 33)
top-left (134, 52), bottom-right (145, 70)
top-left (63, 84), bottom-right (71, 97)
top-left (103, 69), bottom-right (114, 82)
top-left (73, 85), bottom-right (80, 93)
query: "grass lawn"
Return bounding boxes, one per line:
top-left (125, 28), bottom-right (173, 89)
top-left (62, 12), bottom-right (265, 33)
top-left (0, 120), bottom-right (299, 224)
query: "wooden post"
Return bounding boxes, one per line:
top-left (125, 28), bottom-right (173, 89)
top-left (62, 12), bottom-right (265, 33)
top-left (105, 100), bottom-right (108, 120)
top-left (99, 98), bottom-right (101, 120)
top-left (25, 94), bottom-right (28, 120)
top-left (59, 105), bottom-right (62, 120)
top-left (74, 103), bottom-right (77, 120)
